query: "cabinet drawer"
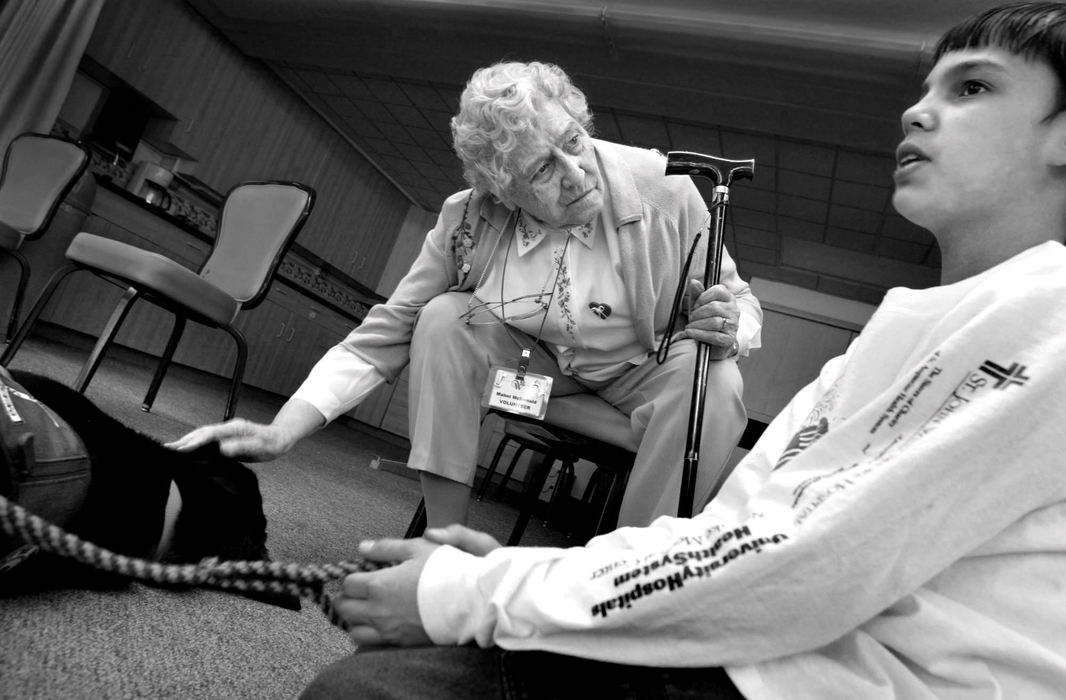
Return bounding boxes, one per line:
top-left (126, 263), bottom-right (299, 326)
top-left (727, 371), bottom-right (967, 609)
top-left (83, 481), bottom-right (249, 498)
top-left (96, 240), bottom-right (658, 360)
top-left (376, 368), bottom-right (410, 438)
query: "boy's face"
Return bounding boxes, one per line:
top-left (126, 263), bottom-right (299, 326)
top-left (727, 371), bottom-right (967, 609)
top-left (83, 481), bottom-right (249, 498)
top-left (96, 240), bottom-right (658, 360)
top-left (892, 47), bottom-right (1065, 235)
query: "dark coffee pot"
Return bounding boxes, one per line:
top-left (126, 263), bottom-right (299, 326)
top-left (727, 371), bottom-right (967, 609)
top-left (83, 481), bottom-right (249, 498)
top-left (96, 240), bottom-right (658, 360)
top-left (139, 180), bottom-right (171, 210)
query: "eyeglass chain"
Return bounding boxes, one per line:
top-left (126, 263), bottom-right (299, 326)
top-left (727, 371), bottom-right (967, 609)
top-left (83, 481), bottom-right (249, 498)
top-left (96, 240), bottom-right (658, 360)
top-left (463, 207), bottom-right (573, 381)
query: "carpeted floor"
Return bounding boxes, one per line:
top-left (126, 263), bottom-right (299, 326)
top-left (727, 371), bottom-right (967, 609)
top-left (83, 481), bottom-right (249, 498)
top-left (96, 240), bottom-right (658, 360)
top-left (0, 328), bottom-right (571, 700)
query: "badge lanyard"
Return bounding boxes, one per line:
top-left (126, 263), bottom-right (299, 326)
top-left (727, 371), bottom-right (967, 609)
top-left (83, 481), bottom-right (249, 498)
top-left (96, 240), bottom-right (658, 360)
top-left (507, 229), bottom-right (571, 382)
top-left (471, 211), bottom-right (573, 419)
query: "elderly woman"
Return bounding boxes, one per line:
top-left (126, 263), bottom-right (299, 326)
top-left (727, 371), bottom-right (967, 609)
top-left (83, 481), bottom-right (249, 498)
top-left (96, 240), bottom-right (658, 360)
top-left (170, 61), bottom-right (762, 529)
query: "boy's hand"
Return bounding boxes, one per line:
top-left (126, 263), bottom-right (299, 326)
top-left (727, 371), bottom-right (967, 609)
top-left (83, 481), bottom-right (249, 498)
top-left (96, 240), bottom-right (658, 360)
top-left (422, 524), bottom-right (502, 556)
top-left (681, 280), bottom-right (740, 359)
top-left (337, 537), bottom-right (440, 647)
top-left (336, 527), bottom-right (501, 647)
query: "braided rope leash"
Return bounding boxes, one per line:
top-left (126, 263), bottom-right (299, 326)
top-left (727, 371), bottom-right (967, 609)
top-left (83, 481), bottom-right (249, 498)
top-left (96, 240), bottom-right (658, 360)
top-left (0, 493), bottom-right (385, 633)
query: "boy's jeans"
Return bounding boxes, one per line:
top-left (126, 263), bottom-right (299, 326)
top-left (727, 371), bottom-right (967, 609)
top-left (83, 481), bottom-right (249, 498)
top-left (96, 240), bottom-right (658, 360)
top-left (300, 646), bottom-right (744, 700)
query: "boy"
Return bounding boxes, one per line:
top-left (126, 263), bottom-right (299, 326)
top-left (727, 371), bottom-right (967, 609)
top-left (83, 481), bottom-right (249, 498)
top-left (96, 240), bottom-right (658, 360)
top-left (303, 4), bottom-right (1066, 698)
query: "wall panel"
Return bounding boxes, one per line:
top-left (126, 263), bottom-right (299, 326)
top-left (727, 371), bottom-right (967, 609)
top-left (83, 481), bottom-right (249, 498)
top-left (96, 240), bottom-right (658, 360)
top-left (85, 0), bottom-right (409, 290)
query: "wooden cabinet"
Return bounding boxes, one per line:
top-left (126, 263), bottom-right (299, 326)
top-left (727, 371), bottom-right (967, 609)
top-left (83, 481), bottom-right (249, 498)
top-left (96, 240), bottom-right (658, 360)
top-left (348, 381), bottom-right (397, 430)
top-left (235, 289), bottom-right (299, 395)
top-left (736, 307), bottom-right (858, 423)
top-left (169, 318), bottom-right (240, 379)
top-left (236, 285), bottom-right (359, 398)
top-left (239, 286), bottom-right (317, 396)
top-left (376, 371), bottom-right (411, 438)
top-left (349, 368), bottom-right (410, 438)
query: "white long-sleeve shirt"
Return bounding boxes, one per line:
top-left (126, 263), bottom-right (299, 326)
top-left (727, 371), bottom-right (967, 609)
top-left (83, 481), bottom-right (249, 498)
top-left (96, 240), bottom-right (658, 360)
top-left (416, 241), bottom-right (1066, 699)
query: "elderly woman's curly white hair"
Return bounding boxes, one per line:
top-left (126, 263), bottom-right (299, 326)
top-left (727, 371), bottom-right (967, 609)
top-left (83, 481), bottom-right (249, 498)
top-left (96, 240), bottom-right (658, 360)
top-left (451, 61), bottom-right (594, 199)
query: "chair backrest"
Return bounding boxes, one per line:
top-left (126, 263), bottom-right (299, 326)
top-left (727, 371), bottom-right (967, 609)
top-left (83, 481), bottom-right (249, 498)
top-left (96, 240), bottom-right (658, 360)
top-left (199, 181), bottom-right (315, 308)
top-left (0, 133), bottom-right (90, 238)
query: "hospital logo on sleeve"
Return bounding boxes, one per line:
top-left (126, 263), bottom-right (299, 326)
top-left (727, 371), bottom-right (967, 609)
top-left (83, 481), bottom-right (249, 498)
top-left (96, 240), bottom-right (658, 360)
top-left (978, 360), bottom-right (1030, 389)
top-left (772, 417), bottom-right (829, 472)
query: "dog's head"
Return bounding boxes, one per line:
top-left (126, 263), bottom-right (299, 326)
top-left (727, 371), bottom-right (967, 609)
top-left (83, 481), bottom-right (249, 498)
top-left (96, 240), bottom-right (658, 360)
top-left (166, 443), bottom-right (270, 564)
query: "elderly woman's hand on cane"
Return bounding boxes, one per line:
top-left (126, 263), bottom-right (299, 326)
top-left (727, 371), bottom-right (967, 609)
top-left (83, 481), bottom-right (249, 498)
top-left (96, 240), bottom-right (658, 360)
top-left (680, 279), bottom-right (741, 360)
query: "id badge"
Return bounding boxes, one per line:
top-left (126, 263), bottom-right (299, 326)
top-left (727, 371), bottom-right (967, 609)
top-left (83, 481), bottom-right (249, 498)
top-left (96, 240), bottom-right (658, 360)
top-left (482, 366), bottom-right (552, 420)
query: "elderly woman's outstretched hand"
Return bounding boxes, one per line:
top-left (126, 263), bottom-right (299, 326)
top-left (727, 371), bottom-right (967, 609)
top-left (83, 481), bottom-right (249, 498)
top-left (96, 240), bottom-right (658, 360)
top-left (164, 418), bottom-right (294, 461)
top-left (165, 398), bottom-right (326, 461)
top-left (337, 526), bottom-right (502, 647)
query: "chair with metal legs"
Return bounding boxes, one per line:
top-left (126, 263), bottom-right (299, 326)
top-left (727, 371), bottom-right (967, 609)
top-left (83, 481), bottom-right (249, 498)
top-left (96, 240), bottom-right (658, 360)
top-left (0, 133), bottom-right (89, 342)
top-left (405, 393), bottom-right (639, 545)
top-left (476, 419), bottom-right (563, 502)
top-left (1, 181), bottom-right (315, 420)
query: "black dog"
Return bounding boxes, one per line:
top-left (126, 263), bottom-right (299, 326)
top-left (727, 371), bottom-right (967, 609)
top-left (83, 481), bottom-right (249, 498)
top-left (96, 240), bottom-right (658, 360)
top-left (0, 369), bottom-right (298, 609)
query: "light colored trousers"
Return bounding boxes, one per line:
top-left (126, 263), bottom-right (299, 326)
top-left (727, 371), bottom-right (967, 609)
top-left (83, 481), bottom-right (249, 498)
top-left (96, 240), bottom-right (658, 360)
top-left (406, 293), bottom-right (747, 527)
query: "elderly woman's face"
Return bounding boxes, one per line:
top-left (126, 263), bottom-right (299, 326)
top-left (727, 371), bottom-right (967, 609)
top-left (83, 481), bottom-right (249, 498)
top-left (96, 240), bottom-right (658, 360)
top-left (503, 99), bottom-right (604, 228)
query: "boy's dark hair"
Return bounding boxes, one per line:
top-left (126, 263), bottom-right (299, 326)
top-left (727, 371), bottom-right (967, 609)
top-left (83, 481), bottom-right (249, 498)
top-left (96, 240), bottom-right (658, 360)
top-left (935, 2), bottom-right (1066, 110)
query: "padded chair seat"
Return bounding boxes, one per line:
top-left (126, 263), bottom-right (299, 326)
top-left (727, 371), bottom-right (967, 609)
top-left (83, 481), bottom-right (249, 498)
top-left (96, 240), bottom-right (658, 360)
top-left (542, 393), bottom-right (639, 452)
top-left (0, 220), bottom-right (22, 250)
top-left (502, 419), bottom-right (555, 445)
top-left (67, 232), bottom-right (239, 325)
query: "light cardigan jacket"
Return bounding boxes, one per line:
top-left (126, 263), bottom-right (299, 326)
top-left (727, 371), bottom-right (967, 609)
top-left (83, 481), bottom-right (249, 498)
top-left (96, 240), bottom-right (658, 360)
top-left (339, 139), bottom-right (762, 383)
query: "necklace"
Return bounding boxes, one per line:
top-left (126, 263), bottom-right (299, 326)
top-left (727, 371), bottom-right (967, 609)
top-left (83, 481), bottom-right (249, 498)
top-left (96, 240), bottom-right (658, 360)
top-left (462, 210), bottom-right (574, 380)
top-left (466, 211), bottom-right (572, 328)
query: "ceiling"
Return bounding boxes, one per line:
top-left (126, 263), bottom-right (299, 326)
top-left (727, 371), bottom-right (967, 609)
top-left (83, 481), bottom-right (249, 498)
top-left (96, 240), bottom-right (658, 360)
top-left (184, 0), bottom-right (1005, 306)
